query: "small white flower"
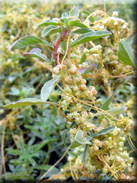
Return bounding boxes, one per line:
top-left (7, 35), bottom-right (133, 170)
top-left (82, 62), bottom-right (89, 69)
top-left (103, 167), bottom-right (108, 174)
top-left (118, 142), bottom-right (124, 146)
top-left (114, 21), bottom-right (118, 25)
top-left (112, 11), bottom-right (118, 17)
top-left (110, 155), bottom-right (114, 160)
top-left (128, 157), bottom-right (134, 163)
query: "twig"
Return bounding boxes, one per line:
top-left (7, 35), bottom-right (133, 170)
top-left (38, 145), bottom-right (70, 181)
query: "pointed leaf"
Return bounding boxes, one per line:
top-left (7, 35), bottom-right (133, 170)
top-left (37, 20), bottom-right (59, 27)
top-left (69, 30), bottom-right (111, 48)
top-left (28, 137), bottom-right (36, 146)
top-left (29, 158), bottom-right (36, 166)
top-left (60, 39), bottom-right (66, 51)
top-left (101, 84), bottom-right (122, 110)
top-left (60, 13), bottom-right (69, 26)
top-left (24, 125), bottom-right (40, 133)
top-left (62, 121), bottom-right (77, 145)
top-left (6, 148), bottom-right (22, 156)
top-left (1, 172), bottom-right (27, 179)
top-left (68, 20), bottom-right (89, 28)
top-left (73, 28), bottom-right (92, 34)
top-left (106, 106), bottom-right (127, 115)
top-left (68, 151), bottom-right (77, 158)
top-left (80, 53), bottom-right (86, 64)
top-left (101, 97), bottom-right (113, 110)
top-left (126, 34), bottom-right (136, 45)
top-left (80, 176), bottom-right (91, 181)
top-left (82, 145), bottom-right (89, 163)
top-left (34, 165), bottom-right (52, 170)
top-left (79, 64), bottom-right (96, 75)
top-left (101, 76), bottom-right (133, 110)
top-left (88, 126), bottom-right (115, 141)
top-left (41, 25), bottom-right (62, 37)
top-left (8, 35), bottom-right (53, 51)
top-left (93, 106), bottom-right (127, 117)
top-left (101, 76), bottom-right (131, 110)
top-left (69, 5), bottom-right (79, 18)
top-left (83, 10), bottom-right (95, 22)
top-left (23, 48), bottom-right (52, 64)
top-left (118, 40), bottom-right (136, 68)
top-left (4, 98), bottom-right (57, 108)
top-left (124, 166), bottom-right (128, 175)
top-left (33, 140), bottom-right (50, 154)
top-left (41, 75), bottom-right (61, 102)
top-left (55, 115), bottom-right (65, 125)
top-left (70, 130), bottom-right (91, 149)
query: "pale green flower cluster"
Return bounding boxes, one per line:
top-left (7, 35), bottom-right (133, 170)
top-left (58, 10), bottom-right (135, 180)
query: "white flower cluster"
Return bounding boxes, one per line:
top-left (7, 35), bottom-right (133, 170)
top-left (52, 64), bottom-right (66, 77)
top-left (94, 23), bottom-right (104, 31)
top-left (84, 45), bottom-right (102, 55)
top-left (57, 9), bottom-right (135, 181)
top-left (102, 17), bottom-right (129, 39)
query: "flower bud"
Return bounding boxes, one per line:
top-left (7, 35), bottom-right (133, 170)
top-left (79, 84), bottom-right (86, 91)
top-left (69, 67), bottom-right (78, 75)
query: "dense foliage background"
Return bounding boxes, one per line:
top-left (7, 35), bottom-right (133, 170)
top-left (0, 1), bottom-right (136, 181)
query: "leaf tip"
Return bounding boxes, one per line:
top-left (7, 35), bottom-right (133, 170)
top-left (8, 45), bottom-right (13, 51)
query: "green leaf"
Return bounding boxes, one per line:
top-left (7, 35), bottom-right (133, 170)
top-left (33, 140), bottom-right (50, 154)
top-left (55, 115), bottom-right (65, 125)
top-left (62, 121), bottom-right (77, 145)
top-left (41, 75), bottom-right (61, 102)
top-left (6, 148), bottom-right (22, 156)
top-left (28, 137), bottom-right (36, 146)
top-left (88, 126), bottom-right (115, 141)
top-left (106, 106), bottom-right (127, 115)
top-left (79, 64), bottom-right (96, 75)
top-left (2, 22), bottom-right (9, 32)
top-left (80, 176), bottom-right (91, 181)
top-left (4, 98), bottom-right (56, 108)
top-left (37, 20), bottom-right (60, 27)
top-left (118, 40), bottom-right (136, 68)
top-left (82, 145), bottom-right (89, 163)
top-left (101, 76), bottom-right (132, 110)
top-left (124, 166), bottom-right (128, 175)
top-left (1, 172), bottom-right (27, 180)
top-left (60, 13), bottom-right (69, 26)
top-left (69, 30), bottom-right (111, 48)
top-left (93, 106), bottom-right (127, 117)
top-left (70, 130), bottom-right (91, 149)
top-left (23, 48), bottom-right (52, 64)
top-left (10, 159), bottom-right (24, 165)
top-left (126, 34), bottom-right (136, 45)
top-left (8, 35), bottom-right (53, 51)
top-left (80, 53), bottom-right (86, 64)
top-left (68, 151), bottom-right (77, 158)
top-left (29, 158), bottom-right (36, 166)
top-left (69, 5), bottom-right (79, 18)
top-left (42, 167), bottom-right (59, 178)
top-left (73, 28), bottom-right (92, 34)
top-left (60, 39), bottom-right (66, 51)
top-left (68, 20), bottom-right (89, 28)
top-left (83, 10), bottom-right (95, 22)
top-left (41, 25), bottom-right (62, 37)
top-left (101, 84), bottom-right (121, 110)
top-left (34, 165), bottom-right (52, 170)
top-left (24, 125), bottom-right (40, 133)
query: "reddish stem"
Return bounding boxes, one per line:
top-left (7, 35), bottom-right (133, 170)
top-left (62, 29), bottom-right (68, 39)
top-left (53, 39), bottom-right (61, 62)
top-left (52, 29), bottom-right (68, 64)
